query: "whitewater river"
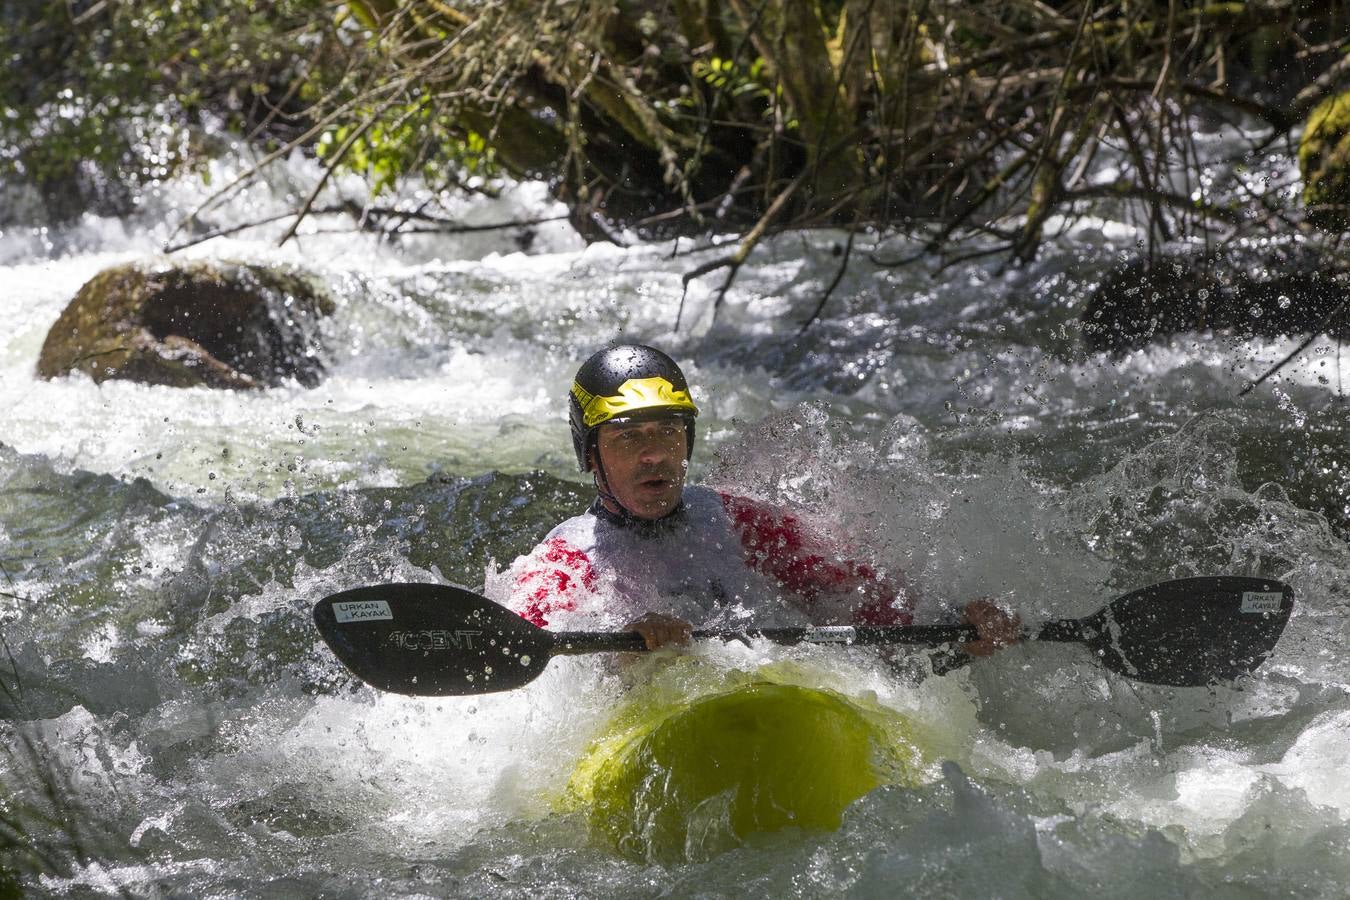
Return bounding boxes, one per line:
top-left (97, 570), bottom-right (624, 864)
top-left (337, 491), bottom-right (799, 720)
top-left (2, 148), bottom-right (1348, 897)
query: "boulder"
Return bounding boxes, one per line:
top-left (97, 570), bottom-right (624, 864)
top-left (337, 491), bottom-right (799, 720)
top-left (1300, 90), bottom-right (1350, 232)
top-left (1081, 245), bottom-right (1349, 353)
top-left (37, 260), bottom-right (335, 389)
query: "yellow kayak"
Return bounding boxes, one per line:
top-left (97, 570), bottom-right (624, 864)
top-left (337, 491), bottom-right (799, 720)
top-left (565, 667), bottom-right (928, 862)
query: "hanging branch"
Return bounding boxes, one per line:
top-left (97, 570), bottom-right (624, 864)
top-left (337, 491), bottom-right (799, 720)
top-left (798, 223), bottom-right (858, 334)
top-left (276, 105), bottom-right (392, 246)
top-left (674, 166), bottom-right (809, 330)
top-left (1238, 297), bottom-right (1350, 397)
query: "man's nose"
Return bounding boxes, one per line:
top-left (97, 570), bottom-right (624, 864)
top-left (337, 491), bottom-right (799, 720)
top-left (637, 435), bottom-right (672, 462)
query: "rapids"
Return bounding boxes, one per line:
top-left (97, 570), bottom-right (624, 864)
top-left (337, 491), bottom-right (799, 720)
top-left (1, 143), bottom-right (1348, 898)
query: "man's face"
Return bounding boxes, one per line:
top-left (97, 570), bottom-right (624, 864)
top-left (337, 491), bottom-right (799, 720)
top-left (593, 418), bottom-right (689, 519)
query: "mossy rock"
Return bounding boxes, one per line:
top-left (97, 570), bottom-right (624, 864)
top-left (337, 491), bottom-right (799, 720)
top-left (1081, 246), bottom-right (1350, 352)
top-left (1300, 90), bottom-right (1350, 232)
top-left (37, 260), bottom-right (335, 389)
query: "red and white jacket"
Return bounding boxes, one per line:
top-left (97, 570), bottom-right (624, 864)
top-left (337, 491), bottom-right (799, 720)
top-left (493, 485), bottom-right (912, 631)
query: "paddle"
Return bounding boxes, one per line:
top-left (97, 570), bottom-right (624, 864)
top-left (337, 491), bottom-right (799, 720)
top-left (311, 576), bottom-right (1293, 696)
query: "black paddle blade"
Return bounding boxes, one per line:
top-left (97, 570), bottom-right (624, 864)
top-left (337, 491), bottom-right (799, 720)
top-left (313, 583), bottom-right (555, 696)
top-left (1072, 576), bottom-right (1294, 686)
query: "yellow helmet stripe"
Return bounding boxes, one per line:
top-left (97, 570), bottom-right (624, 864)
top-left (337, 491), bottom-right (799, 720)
top-left (571, 376), bottom-right (697, 428)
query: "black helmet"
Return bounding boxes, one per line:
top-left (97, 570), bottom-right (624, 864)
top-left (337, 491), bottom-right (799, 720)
top-left (569, 344), bottom-right (698, 472)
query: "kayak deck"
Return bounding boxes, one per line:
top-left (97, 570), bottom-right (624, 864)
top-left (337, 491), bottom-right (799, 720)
top-left (566, 677), bottom-right (926, 861)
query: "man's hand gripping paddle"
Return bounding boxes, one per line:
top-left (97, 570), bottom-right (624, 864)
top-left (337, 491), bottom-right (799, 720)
top-left (311, 576), bottom-right (1293, 696)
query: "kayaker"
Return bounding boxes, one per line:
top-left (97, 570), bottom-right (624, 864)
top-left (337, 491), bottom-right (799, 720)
top-left (499, 343), bottom-right (1019, 660)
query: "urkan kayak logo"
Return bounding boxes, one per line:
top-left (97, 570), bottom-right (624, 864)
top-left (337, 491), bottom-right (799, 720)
top-left (333, 599), bottom-right (394, 622)
top-left (1240, 591), bottom-right (1284, 614)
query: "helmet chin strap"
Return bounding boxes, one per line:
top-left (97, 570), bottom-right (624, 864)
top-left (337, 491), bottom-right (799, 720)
top-left (590, 445), bottom-right (682, 529)
top-left (591, 452), bottom-right (631, 517)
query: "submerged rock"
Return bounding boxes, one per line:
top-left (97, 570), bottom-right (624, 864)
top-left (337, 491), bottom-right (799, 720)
top-left (37, 260), bottom-right (335, 389)
top-left (1081, 246), bottom-right (1350, 352)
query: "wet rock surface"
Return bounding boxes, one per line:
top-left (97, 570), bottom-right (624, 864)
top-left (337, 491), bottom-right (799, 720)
top-left (37, 260), bottom-right (335, 389)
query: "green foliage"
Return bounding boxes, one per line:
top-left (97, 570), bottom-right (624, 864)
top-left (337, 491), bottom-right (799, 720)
top-left (0, 742), bottom-right (75, 891)
top-left (1, 0), bottom-right (508, 215)
top-left (0, 866), bottom-right (18, 900)
top-left (0, 791), bottom-right (31, 898)
top-left (692, 56), bottom-right (769, 100)
top-left (686, 55), bottom-right (792, 129)
top-left (316, 98), bottom-right (500, 195)
top-left (0, 0), bottom-right (339, 217)
top-left (1299, 89), bottom-right (1350, 231)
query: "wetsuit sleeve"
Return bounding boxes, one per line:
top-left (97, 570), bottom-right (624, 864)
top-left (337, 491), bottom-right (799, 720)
top-left (503, 536), bottom-right (599, 628)
top-left (718, 492), bottom-right (913, 626)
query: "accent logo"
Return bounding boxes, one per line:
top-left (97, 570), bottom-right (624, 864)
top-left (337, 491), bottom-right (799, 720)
top-left (388, 629), bottom-right (484, 651)
top-left (803, 626), bottom-right (857, 644)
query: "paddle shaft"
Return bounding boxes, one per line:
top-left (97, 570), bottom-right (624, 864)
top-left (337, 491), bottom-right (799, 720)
top-left (551, 618), bottom-right (1097, 654)
top-left (552, 623), bottom-right (981, 653)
